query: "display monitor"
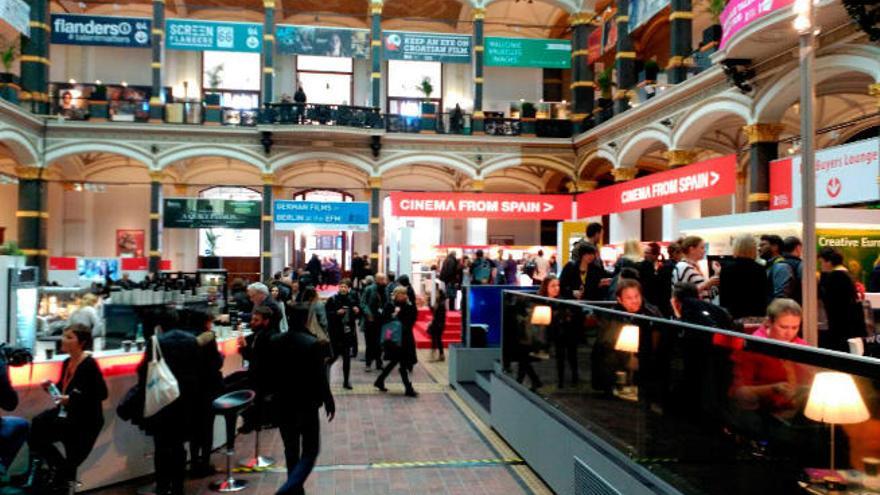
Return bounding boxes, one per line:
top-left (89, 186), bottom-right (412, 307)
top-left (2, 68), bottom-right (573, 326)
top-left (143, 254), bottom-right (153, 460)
top-left (77, 258), bottom-right (121, 283)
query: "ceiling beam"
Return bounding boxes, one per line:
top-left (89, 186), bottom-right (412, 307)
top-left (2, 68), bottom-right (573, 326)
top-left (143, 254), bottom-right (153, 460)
top-left (173, 0), bottom-right (188, 17)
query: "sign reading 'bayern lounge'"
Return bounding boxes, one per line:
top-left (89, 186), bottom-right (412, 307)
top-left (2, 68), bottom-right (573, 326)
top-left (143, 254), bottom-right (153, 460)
top-left (576, 154), bottom-right (737, 217)
top-left (389, 192), bottom-right (573, 220)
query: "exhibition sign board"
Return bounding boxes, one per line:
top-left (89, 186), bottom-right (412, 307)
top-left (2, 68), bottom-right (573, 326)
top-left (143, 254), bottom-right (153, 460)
top-left (276, 25), bottom-right (369, 58)
top-left (720, 0), bottom-right (794, 49)
top-left (629, 0), bottom-right (670, 31)
top-left (576, 154), bottom-right (737, 217)
top-left (51, 14), bottom-right (151, 47)
top-left (273, 200), bottom-right (370, 232)
top-left (816, 230), bottom-right (880, 288)
top-left (769, 137), bottom-right (880, 210)
top-left (484, 37), bottom-right (571, 69)
top-left (163, 198), bottom-right (262, 229)
top-left (383, 31), bottom-right (472, 64)
top-left (389, 192), bottom-right (574, 220)
top-left (0, 0), bottom-right (30, 36)
top-left (166, 19), bottom-right (262, 52)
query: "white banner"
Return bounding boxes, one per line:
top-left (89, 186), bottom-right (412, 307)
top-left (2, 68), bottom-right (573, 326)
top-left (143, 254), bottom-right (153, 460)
top-left (0, 0), bottom-right (30, 37)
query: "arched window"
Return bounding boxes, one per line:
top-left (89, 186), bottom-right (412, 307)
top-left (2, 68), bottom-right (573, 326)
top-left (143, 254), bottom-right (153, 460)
top-left (198, 186), bottom-right (262, 257)
top-left (289, 189), bottom-right (355, 270)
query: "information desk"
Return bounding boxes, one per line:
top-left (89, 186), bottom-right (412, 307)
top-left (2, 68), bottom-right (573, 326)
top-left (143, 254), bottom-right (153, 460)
top-left (9, 334), bottom-right (243, 491)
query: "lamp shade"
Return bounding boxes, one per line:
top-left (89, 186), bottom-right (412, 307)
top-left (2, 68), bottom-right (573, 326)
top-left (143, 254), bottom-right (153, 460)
top-left (804, 372), bottom-right (871, 425)
top-left (531, 305), bottom-right (552, 326)
top-left (615, 325), bottom-right (640, 353)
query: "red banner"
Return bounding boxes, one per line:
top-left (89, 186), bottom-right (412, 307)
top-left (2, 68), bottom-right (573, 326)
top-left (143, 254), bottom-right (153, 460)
top-left (576, 154), bottom-right (737, 217)
top-left (120, 257), bottom-right (149, 271)
top-left (587, 28), bottom-right (602, 64)
top-left (389, 192), bottom-right (574, 220)
top-left (48, 257), bottom-right (77, 271)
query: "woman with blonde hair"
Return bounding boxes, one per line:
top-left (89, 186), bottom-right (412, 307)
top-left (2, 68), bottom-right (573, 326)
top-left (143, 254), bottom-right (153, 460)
top-left (608, 239), bottom-right (644, 299)
top-left (672, 235), bottom-right (719, 301)
top-left (719, 234), bottom-right (768, 319)
top-left (68, 293), bottom-right (105, 350)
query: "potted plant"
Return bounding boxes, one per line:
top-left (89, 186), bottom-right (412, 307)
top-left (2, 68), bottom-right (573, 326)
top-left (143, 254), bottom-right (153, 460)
top-left (639, 59), bottom-right (660, 83)
top-left (203, 63), bottom-right (224, 106)
top-left (0, 240), bottom-right (23, 256)
top-left (417, 77), bottom-right (435, 115)
top-left (521, 101), bottom-right (536, 119)
top-left (596, 67), bottom-right (615, 123)
top-left (204, 229), bottom-right (220, 258)
top-left (701, 0), bottom-right (726, 47)
top-left (0, 37), bottom-right (20, 103)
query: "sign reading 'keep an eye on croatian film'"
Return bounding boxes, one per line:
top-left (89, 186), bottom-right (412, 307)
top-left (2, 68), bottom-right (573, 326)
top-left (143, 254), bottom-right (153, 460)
top-left (273, 201), bottom-right (371, 232)
top-left (389, 192), bottom-right (574, 220)
top-left (166, 19), bottom-right (262, 53)
top-left (50, 14), bottom-right (151, 48)
top-left (383, 31), bottom-right (472, 64)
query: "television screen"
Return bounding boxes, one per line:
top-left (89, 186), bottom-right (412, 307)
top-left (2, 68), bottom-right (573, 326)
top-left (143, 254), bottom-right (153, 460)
top-left (77, 258), bottom-right (121, 283)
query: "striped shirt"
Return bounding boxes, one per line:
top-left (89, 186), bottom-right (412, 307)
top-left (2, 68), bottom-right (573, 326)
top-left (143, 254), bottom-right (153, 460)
top-left (673, 260), bottom-right (717, 301)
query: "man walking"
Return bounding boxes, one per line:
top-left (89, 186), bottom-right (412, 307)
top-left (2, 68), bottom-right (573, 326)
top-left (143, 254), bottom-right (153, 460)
top-left (361, 273), bottom-right (388, 371)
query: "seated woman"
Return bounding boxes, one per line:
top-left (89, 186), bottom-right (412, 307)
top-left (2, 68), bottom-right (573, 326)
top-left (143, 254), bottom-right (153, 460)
top-left (29, 324), bottom-right (108, 492)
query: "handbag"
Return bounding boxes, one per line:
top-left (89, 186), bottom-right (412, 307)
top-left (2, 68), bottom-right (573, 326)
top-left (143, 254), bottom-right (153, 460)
top-left (143, 334), bottom-right (180, 418)
top-left (381, 320), bottom-right (403, 347)
top-left (307, 307), bottom-right (330, 344)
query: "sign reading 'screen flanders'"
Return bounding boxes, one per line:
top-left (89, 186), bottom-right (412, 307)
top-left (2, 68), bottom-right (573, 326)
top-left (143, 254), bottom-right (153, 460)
top-left (166, 19), bottom-right (262, 53)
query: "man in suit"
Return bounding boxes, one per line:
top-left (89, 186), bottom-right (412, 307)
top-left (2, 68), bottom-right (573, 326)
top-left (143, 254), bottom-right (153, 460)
top-left (270, 305), bottom-right (336, 495)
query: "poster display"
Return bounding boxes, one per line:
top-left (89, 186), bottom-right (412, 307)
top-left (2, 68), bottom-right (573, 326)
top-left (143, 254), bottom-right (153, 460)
top-left (276, 25), bottom-right (369, 58)
top-left (587, 27), bottom-right (602, 64)
top-left (1, 0), bottom-right (30, 36)
top-left (163, 198), bottom-right (262, 229)
top-left (484, 37), bottom-right (571, 69)
top-left (383, 31), bottom-right (471, 63)
top-left (50, 14), bottom-right (151, 47)
top-left (166, 19), bottom-right (262, 52)
top-left (720, 0), bottom-right (795, 49)
top-left (816, 230), bottom-right (880, 288)
top-left (628, 0), bottom-right (671, 31)
top-left (116, 229), bottom-right (145, 257)
top-left (602, 18), bottom-right (618, 53)
top-left (389, 192), bottom-right (573, 220)
top-left (273, 200), bottom-right (370, 232)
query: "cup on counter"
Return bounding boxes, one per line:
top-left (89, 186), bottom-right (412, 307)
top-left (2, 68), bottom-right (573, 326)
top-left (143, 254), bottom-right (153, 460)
top-left (122, 340), bottom-right (133, 352)
top-left (865, 457), bottom-right (880, 477)
top-left (45, 348), bottom-right (54, 360)
top-left (135, 339), bottom-right (145, 351)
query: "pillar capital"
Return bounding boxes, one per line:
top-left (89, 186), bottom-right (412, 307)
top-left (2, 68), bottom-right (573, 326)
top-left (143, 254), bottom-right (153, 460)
top-left (368, 177), bottom-right (382, 189)
top-left (611, 167), bottom-right (638, 182)
top-left (473, 7), bottom-right (486, 20)
top-left (148, 170), bottom-right (165, 182)
top-left (870, 83), bottom-right (880, 108)
top-left (173, 183), bottom-right (187, 196)
top-left (15, 165), bottom-right (43, 180)
top-left (567, 180), bottom-right (598, 192)
top-left (665, 149), bottom-right (698, 168)
top-left (743, 123), bottom-right (785, 144)
top-left (263, 0), bottom-right (275, 7)
top-left (570, 11), bottom-right (598, 26)
top-left (471, 179), bottom-right (485, 192)
top-left (370, 1), bottom-right (383, 15)
top-left (272, 185), bottom-right (285, 197)
top-left (262, 173), bottom-right (275, 185)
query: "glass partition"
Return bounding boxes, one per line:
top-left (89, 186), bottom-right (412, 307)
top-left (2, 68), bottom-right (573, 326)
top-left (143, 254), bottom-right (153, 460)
top-left (501, 291), bottom-right (880, 494)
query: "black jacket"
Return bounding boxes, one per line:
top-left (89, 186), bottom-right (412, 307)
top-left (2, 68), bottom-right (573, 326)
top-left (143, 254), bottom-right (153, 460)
top-left (440, 255), bottom-right (461, 285)
top-left (655, 259), bottom-right (677, 317)
top-left (240, 326), bottom-right (276, 394)
top-left (0, 360), bottom-right (17, 412)
top-left (384, 301), bottom-right (418, 369)
top-left (137, 330), bottom-right (199, 432)
top-left (325, 292), bottom-right (360, 351)
top-left (820, 269), bottom-right (867, 352)
top-left (352, 256), bottom-right (366, 279)
top-left (195, 331), bottom-right (224, 401)
top-left (559, 260), bottom-right (603, 301)
top-left (719, 257), bottom-right (768, 319)
top-left (59, 355), bottom-right (108, 435)
top-left (269, 331), bottom-right (334, 416)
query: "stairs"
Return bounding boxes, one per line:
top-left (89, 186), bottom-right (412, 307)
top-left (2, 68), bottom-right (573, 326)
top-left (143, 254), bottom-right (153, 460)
top-left (413, 307), bottom-right (462, 349)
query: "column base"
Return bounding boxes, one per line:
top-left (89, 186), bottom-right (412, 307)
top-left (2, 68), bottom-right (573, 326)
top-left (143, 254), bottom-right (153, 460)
top-left (149, 104), bottom-right (164, 123)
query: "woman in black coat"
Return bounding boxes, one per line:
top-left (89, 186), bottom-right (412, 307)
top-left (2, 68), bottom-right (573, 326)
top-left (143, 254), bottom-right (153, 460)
top-left (325, 279), bottom-right (362, 390)
top-left (184, 309), bottom-right (224, 477)
top-left (30, 324), bottom-right (108, 491)
top-left (559, 242), bottom-right (602, 301)
top-left (374, 286), bottom-right (418, 397)
top-left (819, 247), bottom-right (867, 352)
top-left (719, 234), bottom-right (768, 319)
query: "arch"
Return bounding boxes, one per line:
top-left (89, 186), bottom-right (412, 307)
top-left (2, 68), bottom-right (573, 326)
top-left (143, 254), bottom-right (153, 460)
top-left (577, 146), bottom-right (617, 176)
top-left (478, 0), bottom-right (582, 14)
top-left (480, 154), bottom-right (574, 177)
top-left (0, 127), bottom-right (40, 167)
top-left (157, 145), bottom-right (266, 172)
top-left (615, 125), bottom-right (671, 168)
top-left (754, 48), bottom-right (880, 123)
top-left (270, 151), bottom-right (374, 176)
top-left (671, 93), bottom-right (753, 149)
top-left (45, 141), bottom-right (153, 168)
top-left (377, 153), bottom-right (477, 178)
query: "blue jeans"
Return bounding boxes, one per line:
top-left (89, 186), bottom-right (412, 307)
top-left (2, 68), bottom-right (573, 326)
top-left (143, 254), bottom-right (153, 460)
top-left (276, 409), bottom-right (320, 495)
top-left (0, 416), bottom-right (29, 470)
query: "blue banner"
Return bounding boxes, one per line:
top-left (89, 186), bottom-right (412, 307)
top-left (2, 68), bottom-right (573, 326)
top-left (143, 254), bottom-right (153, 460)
top-left (273, 201), bottom-right (370, 232)
top-left (166, 19), bottom-right (262, 52)
top-left (50, 13), bottom-right (151, 48)
top-left (276, 25), bottom-right (369, 58)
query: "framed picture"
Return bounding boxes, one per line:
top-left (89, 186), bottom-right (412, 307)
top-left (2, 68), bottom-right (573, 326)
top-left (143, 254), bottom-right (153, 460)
top-left (116, 229), bottom-right (145, 257)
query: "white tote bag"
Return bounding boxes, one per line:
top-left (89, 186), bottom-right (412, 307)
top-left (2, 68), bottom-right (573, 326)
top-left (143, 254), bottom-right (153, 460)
top-left (143, 334), bottom-right (180, 418)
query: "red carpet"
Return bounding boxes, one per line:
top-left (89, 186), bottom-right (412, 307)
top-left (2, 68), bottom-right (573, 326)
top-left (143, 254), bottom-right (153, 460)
top-left (414, 307), bottom-right (462, 349)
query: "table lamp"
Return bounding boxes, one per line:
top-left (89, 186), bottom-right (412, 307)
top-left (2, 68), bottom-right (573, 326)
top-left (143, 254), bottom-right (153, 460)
top-left (530, 305), bottom-right (552, 326)
top-left (615, 324), bottom-right (640, 393)
top-left (804, 371), bottom-right (871, 470)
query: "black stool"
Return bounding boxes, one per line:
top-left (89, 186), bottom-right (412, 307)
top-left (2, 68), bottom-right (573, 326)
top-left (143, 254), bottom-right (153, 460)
top-left (210, 390), bottom-right (256, 493)
top-left (238, 395), bottom-right (275, 470)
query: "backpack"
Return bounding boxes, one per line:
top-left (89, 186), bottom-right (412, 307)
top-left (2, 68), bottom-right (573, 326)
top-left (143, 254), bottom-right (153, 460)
top-left (381, 320), bottom-right (403, 347)
top-left (472, 259), bottom-right (492, 284)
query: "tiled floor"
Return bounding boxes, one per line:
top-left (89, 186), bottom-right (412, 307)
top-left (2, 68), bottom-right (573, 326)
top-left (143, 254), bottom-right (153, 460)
top-left (91, 346), bottom-right (552, 495)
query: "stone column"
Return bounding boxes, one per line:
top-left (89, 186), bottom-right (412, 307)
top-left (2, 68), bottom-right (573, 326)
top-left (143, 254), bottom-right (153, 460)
top-left (369, 177), bottom-right (382, 270)
top-left (262, 0), bottom-right (276, 104)
top-left (148, 171), bottom-right (163, 273)
top-left (665, 149), bottom-right (698, 168)
top-left (570, 12), bottom-right (597, 132)
top-left (370, 2), bottom-right (383, 108)
top-left (20, 0), bottom-right (50, 114)
top-left (743, 124), bottom-right (784, 212)
top-left (16, 166), bottom-right (48, 281)
top-left (614, 0), bottom-right (636, 115)
top-left (261, 174), bottom-right (274, 281)
top-left (473, 8), bottom-right (485, 133)
top-left (667, 0), bottom-right (693, 84)
top-left (149, 0), bottom-right (165, 123)
top-left (609, 167), bottom-right (640, 243)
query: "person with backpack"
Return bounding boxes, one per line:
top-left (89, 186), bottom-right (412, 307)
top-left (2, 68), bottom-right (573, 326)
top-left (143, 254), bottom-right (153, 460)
top-left (470, 249), bottom-right (495, 286)
top-left (374, 286), bottom-right (418, 397)
top-left (759, 234), bottom-right (796, 303)
top-left (782, 236), bottom-right (803, 304)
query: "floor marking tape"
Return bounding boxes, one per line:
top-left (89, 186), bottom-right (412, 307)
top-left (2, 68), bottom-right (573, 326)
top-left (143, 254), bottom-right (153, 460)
top-left (231, 457), bottom-right (524, 474)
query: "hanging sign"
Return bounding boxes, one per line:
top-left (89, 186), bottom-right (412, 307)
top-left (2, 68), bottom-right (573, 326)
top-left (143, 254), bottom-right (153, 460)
top-left (602, 17), bottom-right (618, 53)
top-left (720, 0), bottom-right (795, 49)
top-left (816, 230), bottom-right (880, 288)
top-left (769, 137), bottom-right (880, 210)
top-left (484, 37), bottom-right (571, 69)
top-left (389, 192), bottom-right (573, 220)
top-left (163, 198), bottom-right (262, 229)
top-left (628, 0), bottom-right (671, 31)
top-left (273, 200), bottom-right (371, 232)
top-left (576, 154), bottom-right (737, 217)
top-left (276, 25), bottom-right (370, 58)
top-left (383, 31), bottom-right (472, 64)
top-left (166, 19), bottom-right (262, 52)
top-left (50, 14), bottom-right (151, 47)
top-left (587, 27), bottom-right (602, 64)
top-left (0, 0), bottom-right (30, 36)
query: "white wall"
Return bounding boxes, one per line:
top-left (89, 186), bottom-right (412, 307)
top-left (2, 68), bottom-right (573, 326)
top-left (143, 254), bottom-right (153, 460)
top-left (354, 58), bottom-right (372, 108)
top-left (442, 63), bottom-right (473, 112)
top-left (609, 210), bottom-right (641, 244)
top-left (483, 66), bottom-right (542, 115)
top-left (164, 50), bottom-right (202, 98)
top-left (487, 219), bottom-right (540, 245)
top-left (50, 45), bottom-right (152, 85)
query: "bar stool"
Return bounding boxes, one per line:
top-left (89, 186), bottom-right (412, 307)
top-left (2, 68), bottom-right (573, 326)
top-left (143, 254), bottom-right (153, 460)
top-left (238, 395), bottom-right (275, 470)
top-left (210, 389), bottom-right (256, 493)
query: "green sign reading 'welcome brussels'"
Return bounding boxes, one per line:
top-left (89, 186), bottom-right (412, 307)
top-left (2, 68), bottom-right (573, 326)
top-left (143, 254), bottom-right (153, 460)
top-left (485, 37), bottom-right (571, 69)
top-left (163, 198), bottom-right (262, 229)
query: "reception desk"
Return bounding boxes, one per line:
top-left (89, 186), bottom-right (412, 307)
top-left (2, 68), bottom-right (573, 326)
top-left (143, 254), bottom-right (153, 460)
top-left (9, 334), bottom-right (244, 491)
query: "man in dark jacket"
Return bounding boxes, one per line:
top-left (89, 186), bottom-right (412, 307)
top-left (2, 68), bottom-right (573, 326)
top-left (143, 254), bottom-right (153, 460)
top-left (0, 353), bottom-right (27, 475)
top-left (782, 236), bottom-right (803, 304)
top-left (325, 280), bottom-right (361, 389)
top-left (270, 306), bottom-right (335, 495)
top-left (439, 252), bottom-right (461, 310)
top-left (361, 273), bottom-right (388, 371)
top-left (306, 255), bottom-right (322, 288)
top-left (240, 283), bottom-right (283, 334)
top-left (351, 253), bottom-right (365, 290)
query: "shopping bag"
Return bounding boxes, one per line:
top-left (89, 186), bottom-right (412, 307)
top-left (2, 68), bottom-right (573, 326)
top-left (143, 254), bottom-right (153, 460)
top-left (143, 334), bottom-right (180, 418)
top-left (381, 320), bottom-right (403, 347)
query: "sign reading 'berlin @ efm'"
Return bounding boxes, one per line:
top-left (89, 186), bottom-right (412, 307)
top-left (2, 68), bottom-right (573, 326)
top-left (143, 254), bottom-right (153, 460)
top-left (51, 14), bottom-right (151, 48)
top-left (273, 201), bottom-right (371, 232)
top-left (576, 154), bottom-right (737, 217)
top-left (166, 19), bottom-right (262, 53)
top-left (389, 192), bottom-right (573, 220)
